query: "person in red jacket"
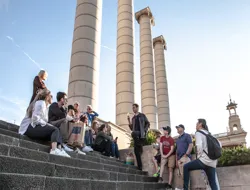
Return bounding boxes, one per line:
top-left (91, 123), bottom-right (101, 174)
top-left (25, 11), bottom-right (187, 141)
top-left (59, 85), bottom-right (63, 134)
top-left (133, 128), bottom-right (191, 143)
top-left (29, 70), bottom-right (48, 104)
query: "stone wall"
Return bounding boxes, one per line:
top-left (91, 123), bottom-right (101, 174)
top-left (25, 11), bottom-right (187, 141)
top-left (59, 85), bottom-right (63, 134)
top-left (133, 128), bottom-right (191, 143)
top-left (120, 145), bottom-right (250, 190)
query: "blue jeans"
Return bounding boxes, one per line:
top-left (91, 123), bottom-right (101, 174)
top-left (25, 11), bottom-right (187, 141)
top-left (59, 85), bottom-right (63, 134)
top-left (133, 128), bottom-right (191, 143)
top-left (111, 142), bottom-right (120, 158)
top-left (183, 159), bottom-right (219, 190)
top-left (84, 129), bottom-right (93, 146)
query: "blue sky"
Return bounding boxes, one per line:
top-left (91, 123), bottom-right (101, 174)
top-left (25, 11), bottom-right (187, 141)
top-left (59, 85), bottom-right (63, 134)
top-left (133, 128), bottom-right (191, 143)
top-left (0, 0), bottom-right (250, 144)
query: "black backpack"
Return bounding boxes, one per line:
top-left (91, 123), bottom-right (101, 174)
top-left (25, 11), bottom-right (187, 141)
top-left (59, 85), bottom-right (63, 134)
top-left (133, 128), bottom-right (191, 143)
top-left (196, 130), bottom-right (222, 160)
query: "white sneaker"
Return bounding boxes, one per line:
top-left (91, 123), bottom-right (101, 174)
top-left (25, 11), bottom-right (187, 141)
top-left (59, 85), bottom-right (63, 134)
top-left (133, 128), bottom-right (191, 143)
top-left (50, 148), bottom-right (69, 158)
top-left (175, 188), bottom-right (183, 190)
top-left (60, 149), bottom-right (71, 157)
top-left (63, 144), bottom-right (74, 152)
top-left (82, 146), bottom-right (93, 152)
top-left (75, 148), bottom-right (86, 155)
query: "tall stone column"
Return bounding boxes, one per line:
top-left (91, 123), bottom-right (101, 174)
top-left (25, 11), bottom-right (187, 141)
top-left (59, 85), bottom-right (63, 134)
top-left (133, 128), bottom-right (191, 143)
top-left (153, 35), bottom-right (170, 127)
top-left (68, 0), bottom-right (102, 111)
top-left (116, 0), bottom-right (135, 131)
top-left (135, 7), bottom-right (157, 129)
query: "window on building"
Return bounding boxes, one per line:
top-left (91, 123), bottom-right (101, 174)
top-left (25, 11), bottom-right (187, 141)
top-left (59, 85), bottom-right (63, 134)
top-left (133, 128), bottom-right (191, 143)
top-left (233, 124), bottom-right (238, 131)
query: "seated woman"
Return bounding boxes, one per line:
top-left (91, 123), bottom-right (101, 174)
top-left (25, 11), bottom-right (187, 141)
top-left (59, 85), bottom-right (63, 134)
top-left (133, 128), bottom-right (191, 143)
top-left (20, 89), bottom-right (70, 157)
top-left (92, 124), bottom-right (112, 157)
top-left (73, 101), bottom-right (81, 118)
top-left (84, 105), bottom-right (99, 146)
top-left (106, 125), bottom-right (120, 159)
top-left (92, 119), bottom-right (99, 142)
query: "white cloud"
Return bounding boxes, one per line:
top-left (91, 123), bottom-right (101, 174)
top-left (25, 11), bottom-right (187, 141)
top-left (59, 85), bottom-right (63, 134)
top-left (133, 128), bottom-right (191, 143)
top-left (101, 44), bottom-right (140, 60)
top-left (0, 94), bottom-right (27, 125)
top-left (0, 94), bottom-right (27, 114)
top-left (6, 36), bottom-right (41, 69)
top-left (101, 45), bottom-right (116, 52)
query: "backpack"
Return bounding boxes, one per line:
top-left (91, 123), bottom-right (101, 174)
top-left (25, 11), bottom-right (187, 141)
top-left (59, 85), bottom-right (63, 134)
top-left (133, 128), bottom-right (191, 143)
top-left (196, 130), bottom-right (222, 160)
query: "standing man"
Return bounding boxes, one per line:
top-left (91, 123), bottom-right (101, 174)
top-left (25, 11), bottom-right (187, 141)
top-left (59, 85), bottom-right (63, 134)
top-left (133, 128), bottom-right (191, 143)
top-left (159, 126), bottom-right (175, 189)
top-left (175, 124), bottom-right (193, 190)
top-left (183, 119), bottom-right (220, 190)
top-left (127, 103), bottom-right (150, 170)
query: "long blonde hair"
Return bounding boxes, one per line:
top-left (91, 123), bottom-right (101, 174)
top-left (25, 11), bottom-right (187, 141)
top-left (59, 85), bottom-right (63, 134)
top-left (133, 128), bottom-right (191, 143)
top-left (38, 70), bottom-right (47, 77)
top-left (27, 89), bottom-right (51, 118)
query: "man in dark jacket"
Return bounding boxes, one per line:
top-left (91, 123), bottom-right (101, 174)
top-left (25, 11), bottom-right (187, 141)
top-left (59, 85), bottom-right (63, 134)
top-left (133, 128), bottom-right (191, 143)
top-left (48, 92), bottom-right (72, 151)
top-left (127, 103), bottom-right (150, 170)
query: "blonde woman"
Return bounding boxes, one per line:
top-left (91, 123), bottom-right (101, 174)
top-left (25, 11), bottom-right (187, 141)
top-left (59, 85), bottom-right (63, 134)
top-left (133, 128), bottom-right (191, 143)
top-left (29, 70), bottom-right (48, 104)
top-left (23, 89), bottom-right (70, 157)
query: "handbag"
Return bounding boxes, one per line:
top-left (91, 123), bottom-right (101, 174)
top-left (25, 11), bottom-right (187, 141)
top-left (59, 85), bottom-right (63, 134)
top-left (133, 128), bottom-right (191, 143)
top-left (67, 121), bottom-right (85, 148)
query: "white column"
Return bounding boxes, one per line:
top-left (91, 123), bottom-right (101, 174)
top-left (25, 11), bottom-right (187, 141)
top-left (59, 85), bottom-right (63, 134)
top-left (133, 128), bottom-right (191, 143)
top-left (135, 7), bottom-right (157, 129)
top-left (68, 0), bottom-right (103, 110)
top-left (116, 0), bottom-right (135, 131)
top-left (153, 35), bottom-right (170, 127)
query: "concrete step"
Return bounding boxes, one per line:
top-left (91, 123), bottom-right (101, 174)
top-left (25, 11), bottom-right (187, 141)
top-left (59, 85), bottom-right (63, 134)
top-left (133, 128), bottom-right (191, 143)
top-left (0, 154), bottom-right (156, 182)
top-left (0, 138), bottom-right (144, 176)
top-left (0, 120), bottom-right (19, 132)
top-left (0, 128), bottom-right (143, 174)
top-left (0, 124), bottom-right (138, 170)
top-left (0, 173), bottom-right (167, 190)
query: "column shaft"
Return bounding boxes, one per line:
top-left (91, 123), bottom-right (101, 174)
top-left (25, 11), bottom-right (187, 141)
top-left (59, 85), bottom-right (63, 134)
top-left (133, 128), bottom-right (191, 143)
top-left (68, 0), bottom-right (102, 110)
top-left (153, 36), bottom-right (170, 127)
top-left (116, 0), bottom-right (135, 131)
top-left (136, 8), bottom-right (157, 129)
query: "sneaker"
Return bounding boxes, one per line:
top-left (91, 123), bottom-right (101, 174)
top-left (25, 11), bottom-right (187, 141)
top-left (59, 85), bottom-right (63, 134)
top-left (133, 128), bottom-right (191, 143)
top-left (60, 149), bottom-right (71, 157)
top-left (75, 148), bottom-right (86, 155)
top-left (110, 156), bottom-right (114, 158)
top-left (82, 146), bottom-right (93, 152)
top-left (63, 144), bottom-right (74, 152)
top-left (50, 148), bottom-right (70, 158)
top-left (153, 173), bottom-right (159, 177)
top-left (50, 148), bottom-right (61, 156)
top-left (166, 183), bottom-right (172, 189)
top-left (158, 177), bottom-right (163, 183)
top-left (175, 188), bottom-right (183, 190)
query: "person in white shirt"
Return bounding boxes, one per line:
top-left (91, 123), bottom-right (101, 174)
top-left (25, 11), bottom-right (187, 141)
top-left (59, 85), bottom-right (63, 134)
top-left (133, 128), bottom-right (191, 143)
top-left (183, 119), bottom-right (220, 190)
top-left (19, 89), bottom-right (70, 157)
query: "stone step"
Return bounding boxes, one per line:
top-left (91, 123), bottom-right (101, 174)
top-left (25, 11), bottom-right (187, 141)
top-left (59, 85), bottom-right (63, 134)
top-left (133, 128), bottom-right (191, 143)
top-left (0, 124), bottom-right (138, 169)
top-left (0, 173), bottom-right (167, 190)
top-left (0, 154), bottom-right (156, 183)
top-left (0, 128), bottom-right (142, 173)
top-left (0, 120), bottom-right (19, 132)
top-left (0, 138), bottom-right (144, 176)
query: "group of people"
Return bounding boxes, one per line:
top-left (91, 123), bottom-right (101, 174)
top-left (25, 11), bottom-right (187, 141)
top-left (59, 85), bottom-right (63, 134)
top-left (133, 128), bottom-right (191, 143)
top-left (18, 69), bottom-right (220, 189)
top-left (127, 104), bottom-right (220, 190)
top-left (19, 70), bottom-right (120, 159)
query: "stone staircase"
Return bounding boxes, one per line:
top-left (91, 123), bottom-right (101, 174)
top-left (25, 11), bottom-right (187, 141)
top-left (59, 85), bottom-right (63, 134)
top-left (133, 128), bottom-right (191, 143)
top-left (0, 120), bottom-right (167, 190)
